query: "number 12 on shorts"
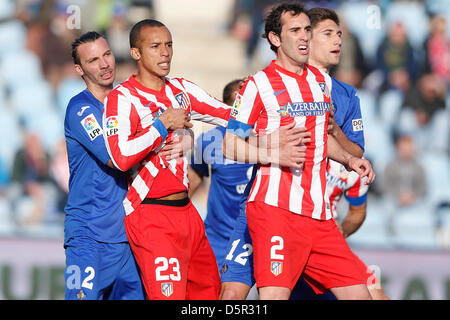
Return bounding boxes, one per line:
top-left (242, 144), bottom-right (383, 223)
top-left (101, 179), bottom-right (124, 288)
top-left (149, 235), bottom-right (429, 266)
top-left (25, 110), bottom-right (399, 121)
top-left (225, 239), bottom-right (253, 266)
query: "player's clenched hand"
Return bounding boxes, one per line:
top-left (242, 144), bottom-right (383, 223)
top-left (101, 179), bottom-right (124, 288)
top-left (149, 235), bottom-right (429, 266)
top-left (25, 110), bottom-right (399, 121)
top-left (267, 121), bottom-right (311, 148)
top-left (159, 129), bottom-right (194, 160)
top-left (159, 108), bottom-right (193, 130)
top-left (347, 157), bottom-right (376, 185)
top-left (273, 142), bottom-right (307, 169)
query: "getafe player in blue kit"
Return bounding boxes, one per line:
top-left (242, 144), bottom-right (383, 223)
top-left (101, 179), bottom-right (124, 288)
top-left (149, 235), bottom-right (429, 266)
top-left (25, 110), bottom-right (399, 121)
top-left (64, 32), bottom-right (144, 300)
top-left (219, 7), bottom-right (367, 300)
top-left (188, 79), bottom-right (253, 269)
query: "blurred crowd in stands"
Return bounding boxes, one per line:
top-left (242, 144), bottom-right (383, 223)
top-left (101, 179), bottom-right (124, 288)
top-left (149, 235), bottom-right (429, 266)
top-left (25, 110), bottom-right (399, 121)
top-left (0, 0), bottom-right (448, 250)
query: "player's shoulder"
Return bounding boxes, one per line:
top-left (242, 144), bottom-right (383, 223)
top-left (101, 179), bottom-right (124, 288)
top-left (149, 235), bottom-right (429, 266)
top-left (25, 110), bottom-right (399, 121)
top-left (331, 77), bottom-right (357, 98)
top-left (66, 90), bottom-right (96, 117)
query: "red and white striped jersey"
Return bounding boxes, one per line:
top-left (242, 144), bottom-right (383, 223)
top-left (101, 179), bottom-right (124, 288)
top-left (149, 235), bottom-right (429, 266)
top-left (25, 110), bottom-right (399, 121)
top-left (227, 61), bottom-right (333, 220)
top-left (326, 159), bottom-right (369, 218)
top-left (103, 75), bottom-right (231, 215)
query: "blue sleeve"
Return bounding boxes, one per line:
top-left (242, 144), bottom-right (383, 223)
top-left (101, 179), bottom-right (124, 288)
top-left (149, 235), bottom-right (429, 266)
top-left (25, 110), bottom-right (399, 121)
top-left (332, 82), bottom-right (365, 152)
top-left (190, 133), bottom-right (209, 177)
top-left (226, 118), bottom-right (253, 139)
top-left (66, 103), bottom-right (111, 165)
top-left (341, 90), bottom-right (365, 152)
top-left (345, 193), bottom-right (368, 207)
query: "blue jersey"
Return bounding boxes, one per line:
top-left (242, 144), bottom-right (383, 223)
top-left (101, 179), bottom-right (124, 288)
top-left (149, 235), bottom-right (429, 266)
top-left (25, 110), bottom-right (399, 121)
top-left (331, 77), bottom-right (365, 151)
top-left (190, 126), bottom-right (252, 267)
top-left (64, 89), bottom-right (128, 245)
top-left (191, 126), bottom-right (253, 237)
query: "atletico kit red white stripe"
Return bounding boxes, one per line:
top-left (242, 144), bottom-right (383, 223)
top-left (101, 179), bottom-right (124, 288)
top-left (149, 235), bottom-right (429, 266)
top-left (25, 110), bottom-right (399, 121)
top-left (326, 159), bottom-right (369, 218)
top-left (103, 75), bottom-right (230, 215)
top-left (227, 61), bottom-right (333, 220)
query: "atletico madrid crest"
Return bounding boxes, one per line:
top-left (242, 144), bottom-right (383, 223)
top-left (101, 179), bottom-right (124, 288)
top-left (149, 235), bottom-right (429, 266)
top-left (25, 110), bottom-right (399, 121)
top-left (174, 92), bottom-right (190, 111)
top-left (161, 282), bottom-right (174, 297)
top-left (271, 261), bottom-right (283, 276)
top-left (318, 82), bottom-right (331, 99)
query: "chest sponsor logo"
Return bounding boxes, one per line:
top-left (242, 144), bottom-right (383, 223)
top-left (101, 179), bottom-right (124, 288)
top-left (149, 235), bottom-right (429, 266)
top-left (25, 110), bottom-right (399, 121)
top-left (81, 113), bottom-right (103, 141)
top-left (278, 101), bottom-right (331, 117)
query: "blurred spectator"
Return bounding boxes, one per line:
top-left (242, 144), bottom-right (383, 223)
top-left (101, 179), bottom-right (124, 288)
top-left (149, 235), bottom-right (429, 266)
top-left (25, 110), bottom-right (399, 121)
top-left (382, 134), bottom-right (427, 209)
top-left (10, 132), bottom-right (53, 224)
top-left (331, 20), bottom-right (370, 88)
top-left (104, 3), bottom-right (132, 64)
top-left (49, 138), bottom-right (69, 212)
top-left (375, 21), bottom-right (416, 93)
top-left (402, 73), bottom-right (447, 127)
top-left (421, 14), bottom-right (450, 84)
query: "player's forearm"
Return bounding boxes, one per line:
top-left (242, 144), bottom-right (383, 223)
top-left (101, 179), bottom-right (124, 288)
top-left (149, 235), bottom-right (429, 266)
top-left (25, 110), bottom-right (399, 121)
top-left (341, 203), bottom-right (367, 238)
top-left (223, 132), bottom-right (271, 164)
top-left (331, 126), bottom-right (363, 158)
top-left (327, 135), bottom-right (354, 168)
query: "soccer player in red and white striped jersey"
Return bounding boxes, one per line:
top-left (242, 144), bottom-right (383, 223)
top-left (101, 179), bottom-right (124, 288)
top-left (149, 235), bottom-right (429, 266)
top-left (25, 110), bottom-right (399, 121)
top-left (103, 19), bottom-right (231, 300)
top-left (223, 3), bottom-right (375, 300)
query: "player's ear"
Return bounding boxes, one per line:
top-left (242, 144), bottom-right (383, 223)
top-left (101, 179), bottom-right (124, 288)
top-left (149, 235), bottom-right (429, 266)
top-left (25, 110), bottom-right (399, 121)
top-left (268, 31), bottom-right (281, 49)
top-left (74, 64), bottom-right (84, 77)
top-left (130, 47), bottom-right (141, 61)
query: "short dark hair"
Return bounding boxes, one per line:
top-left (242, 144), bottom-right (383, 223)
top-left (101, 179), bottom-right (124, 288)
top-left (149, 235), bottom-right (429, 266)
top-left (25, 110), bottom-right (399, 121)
top-left (130, 19), bottom-right (167, 49)
top-left (307, 7), bottom-right (340, 29)
top-left (263, 2), bottom-right (307, 53)
top-left (71, 31), bottom-right (104, 65)
top-left (222, 79), bottom-right (243, 105)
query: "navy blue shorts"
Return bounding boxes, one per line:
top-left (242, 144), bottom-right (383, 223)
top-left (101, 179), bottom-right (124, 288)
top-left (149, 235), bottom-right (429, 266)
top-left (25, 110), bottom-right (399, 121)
top-left (64, 237), bottom-right (144, 300)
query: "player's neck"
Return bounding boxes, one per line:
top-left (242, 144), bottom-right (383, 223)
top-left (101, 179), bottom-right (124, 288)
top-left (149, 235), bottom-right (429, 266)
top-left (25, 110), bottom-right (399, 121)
top-left (274, 57), bottom-right (305, 75)
top-left (87, 83), bottom-right (113, 104)
top-left (308, 58), bottom-right (330, 74)
top-left (135, 72), bottom-right (165, 91)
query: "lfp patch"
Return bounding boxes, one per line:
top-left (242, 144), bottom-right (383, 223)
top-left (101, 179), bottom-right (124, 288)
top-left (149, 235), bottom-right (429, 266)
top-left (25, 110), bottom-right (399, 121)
top-left (81, 114), bottom-right (103, 141)
top-left (231, 94), bottom-right (242, 118)
top-left (105, 116), bottom-right (119, 137)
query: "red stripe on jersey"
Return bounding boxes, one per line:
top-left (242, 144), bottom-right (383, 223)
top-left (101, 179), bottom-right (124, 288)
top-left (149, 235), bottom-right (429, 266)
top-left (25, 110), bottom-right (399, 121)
top-left (297, 67), bottom-right (318, 216)
top-left (307, 65), bottom-right (332, 219)
top-left (346, 176), bottom-right (362, 198)
top-left (264, 66), bottom-right (294, 208)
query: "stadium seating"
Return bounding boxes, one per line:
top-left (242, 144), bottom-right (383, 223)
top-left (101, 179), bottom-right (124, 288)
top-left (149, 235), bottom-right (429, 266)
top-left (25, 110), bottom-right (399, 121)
top-left (55, 77), bottom-right (87, 118)
top-left (346, 199), bottom-right (393, 249)
top-left (0, 49), bottom-right (44, 90)
top-left (390, 203), bottom-right (437, 249)
top-left (385, 2), bottom-right (430, 49)
top-left (0, 20), bottom-right (26, 59)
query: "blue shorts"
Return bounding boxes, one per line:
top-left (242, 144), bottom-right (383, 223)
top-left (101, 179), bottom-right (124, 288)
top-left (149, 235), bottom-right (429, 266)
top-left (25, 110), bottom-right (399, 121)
top-left (205, 225), bottom-right (230, 270)
top-left (221, 208), bottom-right (336, 300)
top-left (64, 237), bottom-right (145, 300)
top-left (220, 209), bottom-right (255, 287)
